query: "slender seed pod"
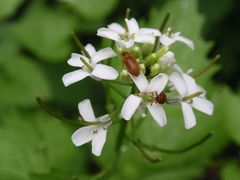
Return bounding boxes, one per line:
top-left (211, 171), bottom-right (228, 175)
top-left (156, 92), bottom-right (167, 104)
top-left (122, 52), bottom-right (140, 76)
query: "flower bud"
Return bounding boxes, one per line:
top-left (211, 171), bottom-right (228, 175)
top-left (156, 46), bottom-right (168, 58)
top-left (145, 53), bottom-right (157, 66)
top-left (149, 63), bottom-right (161, 77)
top-left (131, 45), bottom-right (142, 58)
top-left (159, 51), bottom-right (175, 71)
top-left (120, 69), bottom-right (131, 82)
top-left (139, 63), bottom-right (146, 74)
top-left (141, 44), bottom-right (154, 56)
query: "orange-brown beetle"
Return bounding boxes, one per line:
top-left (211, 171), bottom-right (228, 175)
top-left (122, 52), bottom-right (140, 76)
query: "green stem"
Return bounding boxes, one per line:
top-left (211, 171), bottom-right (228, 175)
top-left (152, 12), bottom-right (171, 52)
top-left (190, 54), bottom-right (220, 78)
top-left (36, 96), bottom-right (81, 125)
top-left (70, 31), bottom-right (90, 58)
top-left (131, 139), bottom-right (163, 163)
top-left (115, 120), bottom-right (128, 153)
top-left (139, 132), bottom-right (214, 154)
top-left (183, 91), bottom-right (203, 101)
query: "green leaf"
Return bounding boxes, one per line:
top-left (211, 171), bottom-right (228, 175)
top-left (0, 110), bottom-right (86, 179)
top-left (221, 162), bottom-right (240, 180)
top-left (12, 1), bottom-right (76, 62)
top-left (0, 54), bottom-right (51, 107)
top-left (0, 0), bottom-right (23, 21)
top-left (63, 0), bottom-right (119, 20)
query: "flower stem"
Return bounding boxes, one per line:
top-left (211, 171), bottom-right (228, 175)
top-left (36, 96), bottom-right (81, 125)
top-left (70, 31), bottom-right (90, 58)
top-left (138, 131), bottom-right (214, 153)
top-left (130, 138), bottom-right (163, 163)
top-left (152, 12), bottom-right (171, 52)
top-left (190, 54), bottom-right (220, 78)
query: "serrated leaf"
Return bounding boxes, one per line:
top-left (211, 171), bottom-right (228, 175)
top-left (12, 1), bottom-right (76, 62)
top-left (63, 0), bottom-right (118, 20)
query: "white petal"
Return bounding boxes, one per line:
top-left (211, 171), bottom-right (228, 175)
top-left (84, 44), bottom-right (96, 57)
top-left (121, 95), bottom-right (142, 120)
top-left (172, 64), bottom-right (183, 74)
top-left (62, 69), bottom-right (89, 87)
top-left (97, 28), bottom-right (120, 41)
top-left (147, 73), bottom-right (168, 94)
top-left (181, 102), bottom-right (196, 129)
top-left (160, 34), bottom-right (175, 46)
top-left (71, 126), bottom-right (95, 146)
top-left (91, 64), bottom-right (118, 80)
top-left (192, 97), bottom-right (214, 115)
top-left (125, 18), bottom-right (139, 35)
top-left (173, 35), bottom-right (194, 49)
top-left (147, 103), bottom-right (167, 127)
top-left (108, 23), bottom-right (125, 34)
top-left (91, 128), bottom-right (107, 156)
top-left (78, 99), bottom-right (96, 121)
top-left (134, 34), bottom-right (155, 44)
top-left (169, 72), bottom-right (187, 97)
top-left (67, 53), bottom-right (84, 67)
top-left (129, 73), bottom-right (148, 92)
top-left (138, 28), bottom-right (161, 36)
top-left (182, 73), bottom-right (198, 95)
top-left (92, 47), bottom-right (117, 64)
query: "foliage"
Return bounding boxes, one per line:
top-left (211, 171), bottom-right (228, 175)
top-left (0, 0), bottom-right (239, 179)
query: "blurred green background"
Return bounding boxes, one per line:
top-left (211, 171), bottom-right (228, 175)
top-left (0, 0), bottom-right (240, 179)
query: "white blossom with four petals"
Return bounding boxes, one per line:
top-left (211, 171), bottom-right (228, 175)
top-left (62, 44), bottom-right (118, 86)
top-left (97, 18), bottom-right (161, 49)
top-left (121, 73), bottom-right (168, 127)
top-left (71, 99), bottom-right (112, 156)
top-left (169, 71), bottom-right (214, 129)
top-left (160, 29), bottom-right (194, 49)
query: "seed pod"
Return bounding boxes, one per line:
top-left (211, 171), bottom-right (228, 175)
top-left (156, 92), bottom-right (167, 104)
top-left (122, 52), bottom-right (140, 76)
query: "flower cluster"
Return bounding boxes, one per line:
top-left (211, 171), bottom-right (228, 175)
top-left (62, 17), bottom-right (214, 156)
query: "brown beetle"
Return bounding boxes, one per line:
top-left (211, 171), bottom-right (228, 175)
top-left (155, 92), bottom-right (167, 104)
top-left (122, 52), bottom-right (140, 76)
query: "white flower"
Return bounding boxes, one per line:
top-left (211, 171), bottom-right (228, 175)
top-left (160, 30), bottom-right (194, 49)
top-left (169, 72), bottom-right (214, 129)
top-left (121, 73), bottom-right (168, 127)
top-left (62, 44), bottom-right (118, 86)
top-left (97, 18), bottom-right (161, 49)
top-left (71, 99), bottom-right (112, 156)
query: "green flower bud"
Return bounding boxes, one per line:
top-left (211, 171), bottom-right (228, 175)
top-left (149, 63), bottom-right (161, 77)
top-left (156, 46), bottom-right (168, 58)
top-left (141, 44), bottom-right (154, 56)
top-left (131, 45), bottom-right (142, 58)
top-left (120, 69), bottom-right (131, 82)
top-left (139, 63), bottom-right (146, 74)
top-left (145, 53), bottom-right (157, 66)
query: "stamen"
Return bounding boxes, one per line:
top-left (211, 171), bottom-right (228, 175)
top-left (70, 31), bottom-right (90, 58)
top-left (125, 8), bottom-right (131, 19)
